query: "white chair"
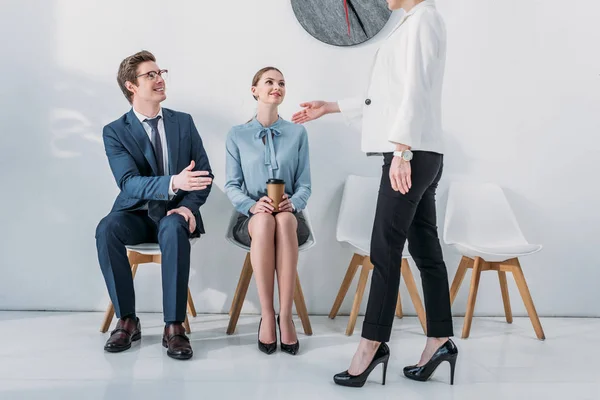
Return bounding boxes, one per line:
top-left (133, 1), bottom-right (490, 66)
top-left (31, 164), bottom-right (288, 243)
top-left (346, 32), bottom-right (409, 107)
top-left (100, 240), bottom-right (199, 334)
top-left (329, 175), bottom-right (427, 336)
top-left (225, 209), bottom-right (315, 336)
top-left (444, 182), bottom-right (545, 340)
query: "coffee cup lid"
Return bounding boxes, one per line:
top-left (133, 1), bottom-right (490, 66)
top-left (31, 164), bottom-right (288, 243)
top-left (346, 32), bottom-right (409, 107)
top-left (267, 179), bottom-right (285, 184)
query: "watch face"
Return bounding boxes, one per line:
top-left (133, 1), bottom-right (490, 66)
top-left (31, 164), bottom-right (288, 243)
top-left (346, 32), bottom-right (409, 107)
top-left (291, 0), bottom-right (392, 47)
top-left (403, 151), bottom-right (413, 161)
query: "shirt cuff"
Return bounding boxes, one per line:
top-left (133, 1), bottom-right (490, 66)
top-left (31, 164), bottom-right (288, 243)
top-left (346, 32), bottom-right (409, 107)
top-left (168, 176), bottom-right (178, 198)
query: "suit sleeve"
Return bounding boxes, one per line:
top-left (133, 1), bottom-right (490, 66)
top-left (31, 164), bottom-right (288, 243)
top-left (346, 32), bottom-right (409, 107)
top-left (338, 96), bottom-right (364, 131)
top-left (388, 14), bottom-right (441, 147)
top-left (103, 125), bottom-right (171, 200)
top-left (176, 115), bottom-right (214, 215)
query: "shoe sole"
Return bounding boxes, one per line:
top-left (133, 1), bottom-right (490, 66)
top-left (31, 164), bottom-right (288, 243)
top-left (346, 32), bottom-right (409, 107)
top-left (104, 331), bottom-right (141, 353)
top-left (162, 339), bottom-right (193, 360)
top-left (333, 379), bottom-right (366, 388)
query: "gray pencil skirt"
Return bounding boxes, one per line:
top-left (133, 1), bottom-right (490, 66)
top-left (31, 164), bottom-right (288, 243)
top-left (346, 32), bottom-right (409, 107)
top-left (232, 211), bottom-right (310, 248)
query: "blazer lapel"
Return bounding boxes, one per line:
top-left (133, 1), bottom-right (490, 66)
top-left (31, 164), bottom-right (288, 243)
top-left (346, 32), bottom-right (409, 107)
top-left (385, 13), bottom-right (411, 39)
top-left (125, 109), bottom-right (159, 175)
top-left (163, 108), bottom-right (180, 175)
top-left (385, 1), bottom-right (435, 39)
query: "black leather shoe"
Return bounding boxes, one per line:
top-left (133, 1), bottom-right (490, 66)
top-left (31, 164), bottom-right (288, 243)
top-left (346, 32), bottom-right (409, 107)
top-left (258, 318), bottom-right (277, 355)
top-left (162, 323), bottom-right (193, 360)
top-left (333, 343), bottom-right (390, 388)
top-left (277, 315), bottom-right (299, 355)
top-left (403, 339), bottom-right (458, 385)
top-left (104, 317), bottom-right (141, 353)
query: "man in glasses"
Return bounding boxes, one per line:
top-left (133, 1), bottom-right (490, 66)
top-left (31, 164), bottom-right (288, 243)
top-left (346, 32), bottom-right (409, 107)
top-left (96, 50), bottom-right (213, 360)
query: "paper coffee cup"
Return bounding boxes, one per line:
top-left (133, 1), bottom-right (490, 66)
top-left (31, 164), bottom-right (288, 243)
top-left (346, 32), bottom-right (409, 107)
top-left (266, 178), bottom-right (285, 211)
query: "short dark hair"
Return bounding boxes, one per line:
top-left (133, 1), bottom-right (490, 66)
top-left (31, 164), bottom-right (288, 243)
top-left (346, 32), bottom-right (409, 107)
top-left (117, 50), bottom-right (156, 104)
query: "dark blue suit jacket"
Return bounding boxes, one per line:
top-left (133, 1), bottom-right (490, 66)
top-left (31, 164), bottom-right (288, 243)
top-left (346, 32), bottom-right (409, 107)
top-left (102, 108), bottom-right (213, 235)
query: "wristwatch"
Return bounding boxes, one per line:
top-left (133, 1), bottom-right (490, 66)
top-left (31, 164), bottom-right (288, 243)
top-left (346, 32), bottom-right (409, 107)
top-left (393, 149), bottom-right (413, 162)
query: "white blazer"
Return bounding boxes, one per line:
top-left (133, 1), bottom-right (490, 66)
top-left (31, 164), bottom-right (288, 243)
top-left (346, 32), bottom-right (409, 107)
top-left (338, 0), bottom-right (446, 154)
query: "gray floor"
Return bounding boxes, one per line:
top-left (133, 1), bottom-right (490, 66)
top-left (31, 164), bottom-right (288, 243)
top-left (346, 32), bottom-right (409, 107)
top-left (0, 312), bottom-right (598, 400)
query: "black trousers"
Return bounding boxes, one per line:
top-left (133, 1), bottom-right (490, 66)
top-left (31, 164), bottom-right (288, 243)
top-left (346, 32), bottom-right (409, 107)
top-left (95, 211), bottom-right (192, 323)
top-left (362, 152), bottom-right (454, 341)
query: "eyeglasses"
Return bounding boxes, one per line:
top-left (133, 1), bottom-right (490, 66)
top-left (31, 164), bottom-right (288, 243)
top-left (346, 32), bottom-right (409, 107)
top-left (135, 69), bottom-right (168, 81)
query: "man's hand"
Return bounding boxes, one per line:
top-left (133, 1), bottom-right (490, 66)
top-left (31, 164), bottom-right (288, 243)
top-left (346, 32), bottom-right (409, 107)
top-left (249, 196), bottom-right (275, 214)
top-left (277, 194), bottom-right (294, 213)
top-left (291, 101), bottom-right (339, 124)
top-left (167, 206), bottom-right (196, 233)
top-left (390, 156), bottom-right (412, 194)
top-left (172, 161), bottom-right (212, 192)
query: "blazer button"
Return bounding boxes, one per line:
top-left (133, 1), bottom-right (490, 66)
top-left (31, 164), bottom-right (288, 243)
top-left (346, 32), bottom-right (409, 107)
top-left (365, 99), bottom-right (372, 105)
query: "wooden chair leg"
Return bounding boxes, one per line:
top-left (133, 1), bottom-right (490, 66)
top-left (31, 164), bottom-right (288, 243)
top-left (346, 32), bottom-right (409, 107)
top-left (346, 263), bottom-right (371, 336)
top-left (100, 303), bottom-right (115, 333)
top-left (462, 257), bottom-right (483, 339)
top-left (100, 263), bottom-right (139, 333)
top-left (509, 259), bottom-right (545, 340)
top-left (401, 259), bottom-right (427, 335)
top-left (395, 290), bottom-right (403, 318)
top-left (498, 271), bottom-right (513, 323)
top-left (293, 273), bottom-right (313, 336)
top-left (183, 315), bottom-right (191, 334)
top-left (229, 266), bottom-right (245, 316)
top-left (450, 256), bottom-right (471, 305)
top-left (187, 287), bottom-right (197, 318)
top-left (227, 254), bottom-right (253, 335)
top-left (329, 254), bottom-right (363, 319)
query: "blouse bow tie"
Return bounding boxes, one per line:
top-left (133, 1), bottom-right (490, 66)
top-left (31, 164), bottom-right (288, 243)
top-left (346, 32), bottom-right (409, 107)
top-left (255, 128), bottom-right (282, 176)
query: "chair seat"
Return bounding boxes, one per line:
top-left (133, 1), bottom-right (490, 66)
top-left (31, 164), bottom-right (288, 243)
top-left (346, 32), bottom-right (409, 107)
top-left (451, 242), bottom-right (542, 262)
top-left (342, 241), bottom-right (412, 259)
top-left (126, 238), bottom-right (199, 255)
top-left (125, 243), bottom-right (161, 255)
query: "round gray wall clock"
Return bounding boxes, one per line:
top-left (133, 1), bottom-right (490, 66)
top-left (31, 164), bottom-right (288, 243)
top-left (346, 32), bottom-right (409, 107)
top-left (291, 0), bottom-right (392, 47)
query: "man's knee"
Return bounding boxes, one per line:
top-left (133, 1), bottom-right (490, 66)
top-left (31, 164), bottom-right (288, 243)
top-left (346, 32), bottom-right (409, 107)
top-left (158, 214), bottom-right (188, 237)
top-left (96, 214), bottom-right (127, 241)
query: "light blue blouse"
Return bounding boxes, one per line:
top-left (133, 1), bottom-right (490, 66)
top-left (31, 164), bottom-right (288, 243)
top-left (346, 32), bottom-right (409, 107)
top-left (225, 117), bottom-right (311, 216)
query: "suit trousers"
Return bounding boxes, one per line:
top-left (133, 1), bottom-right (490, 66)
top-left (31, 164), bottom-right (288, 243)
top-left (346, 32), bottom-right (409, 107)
top-left (362, 152), bottom-right (454, 341)
top-left (95, 210), bottom-right (191, 323)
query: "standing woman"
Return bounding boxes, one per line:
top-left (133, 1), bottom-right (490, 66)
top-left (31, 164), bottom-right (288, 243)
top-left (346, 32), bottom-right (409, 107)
top-left (293, 0), bottom-right (457, 386)
top-left (225, 67), bottom-right (311, 356)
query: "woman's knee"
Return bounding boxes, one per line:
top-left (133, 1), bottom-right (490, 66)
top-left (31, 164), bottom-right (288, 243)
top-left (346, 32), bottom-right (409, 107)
top-left (275, 212), bottom-right (297, 231)
top-left (249, 213), bottom-right (276, 238)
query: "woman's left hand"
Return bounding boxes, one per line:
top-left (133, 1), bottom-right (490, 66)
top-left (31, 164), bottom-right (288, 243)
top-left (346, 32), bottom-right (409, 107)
top-left (278, 194), bottom-right (294, 213)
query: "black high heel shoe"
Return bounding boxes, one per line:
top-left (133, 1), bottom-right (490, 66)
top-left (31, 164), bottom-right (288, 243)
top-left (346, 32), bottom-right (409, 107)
top-left (258, 318), bottom-right (277, 355)
top-left (333, 343), bottom-right (390, 388)
top-left (277, 315), bottom-right (299, 355)
top-left (403, 339), bottom-right (458, 385)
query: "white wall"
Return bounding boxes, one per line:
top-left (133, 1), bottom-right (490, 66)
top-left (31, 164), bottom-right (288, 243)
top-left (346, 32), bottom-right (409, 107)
top-left (1, 0), bottom-right (599, 317)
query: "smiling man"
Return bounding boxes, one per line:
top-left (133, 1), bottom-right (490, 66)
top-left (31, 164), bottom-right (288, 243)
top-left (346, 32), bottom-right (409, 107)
top-left (96, 50), bottom-right (213, 360)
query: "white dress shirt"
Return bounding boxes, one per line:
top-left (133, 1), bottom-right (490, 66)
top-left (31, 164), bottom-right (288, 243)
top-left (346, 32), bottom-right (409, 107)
top-left (338, 0), bottom-right (447, 154)
top-left (132, 107), bottom-right (177, 198)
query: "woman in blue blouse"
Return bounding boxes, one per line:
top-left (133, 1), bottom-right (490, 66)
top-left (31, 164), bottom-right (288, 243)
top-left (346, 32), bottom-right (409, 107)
top-left (225, 67), bottom-right (311, 356)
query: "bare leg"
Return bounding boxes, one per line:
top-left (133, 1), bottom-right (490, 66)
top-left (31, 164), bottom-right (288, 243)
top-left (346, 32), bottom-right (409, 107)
top-left (274, 212), bottom-right (299, 345)
top-left (248, 213), bottom-right (277, 344)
